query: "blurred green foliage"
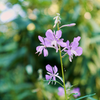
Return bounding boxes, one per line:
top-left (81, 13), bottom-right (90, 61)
top-left (0, 0), bottom-right (100, 100)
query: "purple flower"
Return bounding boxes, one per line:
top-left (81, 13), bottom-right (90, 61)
top-left (64, 36), bottom-right (83, 62)
top-left (45, 64), bottom-right (63, 84)
top-left (58, 87), bottom-right (65, 96)
top-left (45, 29), bottom-right (66, 52)
top-left (72, 88), bottom-right (81, 98)
top-left (58, 87), bottom-right (81, 98)
top-left (36, 36), bottom-right (48, 57)
top-left (58, 87), bottom-right (71, 96)
top-left (45, 64), bottom-right (58, 84)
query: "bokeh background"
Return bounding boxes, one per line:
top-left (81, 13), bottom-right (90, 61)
top-left (0, 0), bottom-right (100, 100)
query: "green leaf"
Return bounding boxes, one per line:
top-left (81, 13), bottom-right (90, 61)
top-left (88, 97), bottom-right (97, 100)
top-left (76, 93), bottom-right (96, 100)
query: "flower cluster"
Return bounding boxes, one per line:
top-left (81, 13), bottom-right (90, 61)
top-left (58, 82), bottom-right (81, 98)
top-left (58, 87), bottom-right (80, 98)
top-left (36, 13), bottom-right (83, 99)
top-left (36, 29), bottom-right (82, 62)
top-left (45, 64), bottom-right (81, 98)
top-left (36, 29), bottom-right (66, 56)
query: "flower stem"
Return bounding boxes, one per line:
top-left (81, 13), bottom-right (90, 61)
top-left (59, 47), bottom-right (68, 100)
top-left (57, 23), bottom-right (68, 100)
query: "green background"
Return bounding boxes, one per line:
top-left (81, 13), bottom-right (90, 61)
top-left (0, 0), bottom-right (100, 100)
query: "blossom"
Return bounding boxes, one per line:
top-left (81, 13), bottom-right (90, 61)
top-left (36, 36), bottom-right (48, 57)
top-left (58, 87), bottom-right (81, 98)
top-left (45, 64), bottom-right (63, 84)
top-left (45, 29), bottom-right (66, 52)
top-left (72, 88), bottom-right (81, 98)
top-left (45, 64), bottom-right (58, 84)
top-left (58, 87), bottom-right (71, 96)
top-left (64, 36), bottom-right (83, 62)
top-left (58, 87), bottom-right (65, 96)
top-left (58, 82), bottom-right (71, 96)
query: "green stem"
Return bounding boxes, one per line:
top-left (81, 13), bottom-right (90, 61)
top-left (57, 23), bottom-right (68, 100)
top-left (59, 48), bottom-right (68, 100)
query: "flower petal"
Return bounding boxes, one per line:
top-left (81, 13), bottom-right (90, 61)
top-left (57, 40), bottom-right (66, 47)
top-left (75, 47), bottom-right (83, 56)
top-left (67, 50), bottom-right (71, 56)
top-left (43, 48), bottom-right (48, 57)
top-left (72, 88), bottom-right (81, 98)
top-left (73, 36), bottom-right (81, 43)
top-left (44, 38), bottom-right (52, 47)
top-left (56, 30), bottom-right (62, 39)
top-left (53, 65), bottom-right (58, 74)
top-left (45, 75), bottom-right (52, 80)
top-left (66, 40), bottom-right (70, 49)
top-left (46, 64), bottom-right (53, 73)
top-left (38, 36), bottom-right (44, 44)
top-left (71, 41), bottom-right (79, 50)
top-left (45, 29), bottom-right (54, 40)
top-left (36, 46), bottom-right (44, 54)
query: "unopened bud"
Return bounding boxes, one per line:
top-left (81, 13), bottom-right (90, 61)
top-left (53, 13), bottom-right (61, 28)
top-left (60, 23), bottom-right (76, 29)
